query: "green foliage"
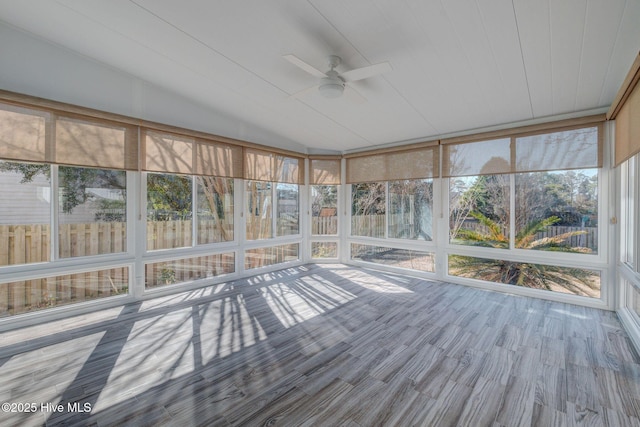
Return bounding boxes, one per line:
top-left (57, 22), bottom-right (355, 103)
top-left (449, 254), bottom-right (597, 294)
top-left (450, 212), bottom-right (596, 293)
top-left (0, 161), bottom-right (193, 218)
top-left (0, 162), bottom-right (50, 182)
top-left (147, 173), bottom-right (192, 220)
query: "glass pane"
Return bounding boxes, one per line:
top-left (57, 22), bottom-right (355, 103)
top-left (389, 179), bottom-right (433, 240)
top-left (58, 166), bottom-right (126, 258)
top-left (448, 255), bottom-right (600, 298)
top-left (515, 170), bottom-right (598, 254)
top-left (449, 174), bottom-right (510, 247)
top-left (277, 183), bottom-right (299, 236)
top-left (0, 160), bottom-right (51, 266)
top-left (246, 181), bottom-right (272, 240)
top-left (623, 157), bottom-right (636, 267)
top-left (311, 185), bottom-right (338, 235)
top-left (351, 182), bottom-right (385, 238)
top-left (351, 244), bottom-right (435, 272)
top-left (0, 266), bottom-right (129, 317)
top-left (245, 243), bottom-right (299, 270)
top-left (147, 173), bottom-right (193, 250)
top-left (312, 242), bottom-right (337, 259)
top-left (628, 281), bottom-right (640, 318)
top-left (145, 252), bottom-right (235, 289)
top-left (196, 176), bottom-right (234, 244)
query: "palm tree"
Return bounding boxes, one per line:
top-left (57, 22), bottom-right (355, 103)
top-left (450, 212), bottom-right (598, 295)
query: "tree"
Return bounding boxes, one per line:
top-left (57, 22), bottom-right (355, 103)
top-left (311, 185), bottom-right (337, 216)
top-left (351, 182), bottom-right (385, 237)
top-left (450, 211), bottom-right (597, 295)
top-left (0, 161), bottom-right (209, 220)
top-left (0, 161), bottom-right (126, 215)
top-left (146, 173), bottom-right (192, 220)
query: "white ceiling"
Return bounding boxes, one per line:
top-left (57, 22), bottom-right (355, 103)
top-left (0, 0), bottom-right (639, 155)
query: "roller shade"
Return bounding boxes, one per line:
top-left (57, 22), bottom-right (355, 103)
top-left (56, 116), bottom-right (138, 170)
top-left (195, 140), bottom-right (242, 178)
top-left (0, 103), bottom-right (49, 163)
top-left (515, 126), bottom-right (601, 172)
top-left (443, 124), bottom-right (602, 178)
top-left (443, 138), bottom-right (511, 178)
top-left (143, 130), bottom-right (193, 174)
top-left (275, 156), bottom-right (302, 184)
top-left (244, 147), bottom-right (303, 183)
top-left (310, 158), bottom-right (341, 185)
top-left (0, 103), bottom-right (137, 170)
top-left (608, 53), bottom-right (640, 166)
top-left (244, 148), bottom-right (274, 182)
top-left (346, 145), bottom-right (439, 183)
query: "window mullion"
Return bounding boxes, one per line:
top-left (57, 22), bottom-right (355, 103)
top-left (385, 181), bottom-right (389, 239)
top-left (510, 173), bottom-right (515, 250)
top-left (635, 157), bottom-right (640, 273)
top-left (272, 182), bottom-right (277, 239)
top-left (51, 164), bottom-right (59, 261)
top-left (192, 176), bottom-right (197, 247)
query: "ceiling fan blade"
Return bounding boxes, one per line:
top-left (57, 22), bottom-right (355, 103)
top-left (287, 84), bottom-right (320, 99)
top-left (341, 62), bottom-right (392, 82)
top-left (283, 54), bottom-right (327, 78)
top-left (344, 85), bottom-right (367, 104)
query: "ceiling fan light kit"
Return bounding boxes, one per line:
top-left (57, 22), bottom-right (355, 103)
top-left (319, 75), bottom-right (345, 98)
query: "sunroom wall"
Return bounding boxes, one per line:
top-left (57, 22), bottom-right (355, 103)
top-left (0, 90), bottom-right (617, 330)
top-left (346, 118), bottom-right (611, 310)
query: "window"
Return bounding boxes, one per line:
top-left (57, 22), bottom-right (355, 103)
top-left (196, 176), bottom-right (233, 244)
top-left (621, 156), bottom-right (636, 268)
top-left (276, 183), bottom-right (299, 236)
top-left (1, 266), bottom-right (129, 317)
top-left (310, 158), bottom-right (340, 261)
top-left (245, 243), bottom-right (299, 270)
top-left (448, 255), bottom-right (600, 298)
top-left (0, 160), bottom-right (51, 265)
top-left (147, 173), bottom-right (193, 250)
top-left (351, 244), bottom-right (435, 272)
top-left (58, 166), bottom-right (127, 258)
top-left (515, 170), bottom-right (598, 254)
top-left (389, 179), bottom-right (433, 241)
top-left (311, 185), bottom-right (338, 236)
top-left (351, 182), bottom-right (385, 238)
top-left (246, 181), bottom-right (272, 240)
top-left (246, 180), bottom-right (300, 240)
top-left (449, 174), bottom-right (510, 247)
top-left (312, 242), bottom-right (337, 259)
top-left (145, 253), bottom-right (234, 289)
top-left (444, 125), bottom-right (604, 298)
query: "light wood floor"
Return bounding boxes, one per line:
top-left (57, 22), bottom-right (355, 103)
top-left (1, 264), bottom-right (640, 426)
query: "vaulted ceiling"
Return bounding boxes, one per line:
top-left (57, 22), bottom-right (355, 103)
top-left (0, 0), bottom-right (639, 154)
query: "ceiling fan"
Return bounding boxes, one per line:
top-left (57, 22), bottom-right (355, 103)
top-left (283, 54), bottom-right (392, 100)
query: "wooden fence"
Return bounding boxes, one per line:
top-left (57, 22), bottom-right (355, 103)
top-left (1, 217), bottom-right (598, 267)
top-left (457, 222), bottom-right (598, 251)
top-left (350, 214), bottom-right (418, 238)
top-left (312, 216), bottom-right (338, 235)
top-left (1, 215), bottom-right (598, 316)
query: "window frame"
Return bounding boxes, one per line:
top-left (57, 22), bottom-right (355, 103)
top-left (309, 183), bottom-right (340, 261)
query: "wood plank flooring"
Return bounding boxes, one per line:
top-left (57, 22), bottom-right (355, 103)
top-left (1, 264), bottom-right (640, 426)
